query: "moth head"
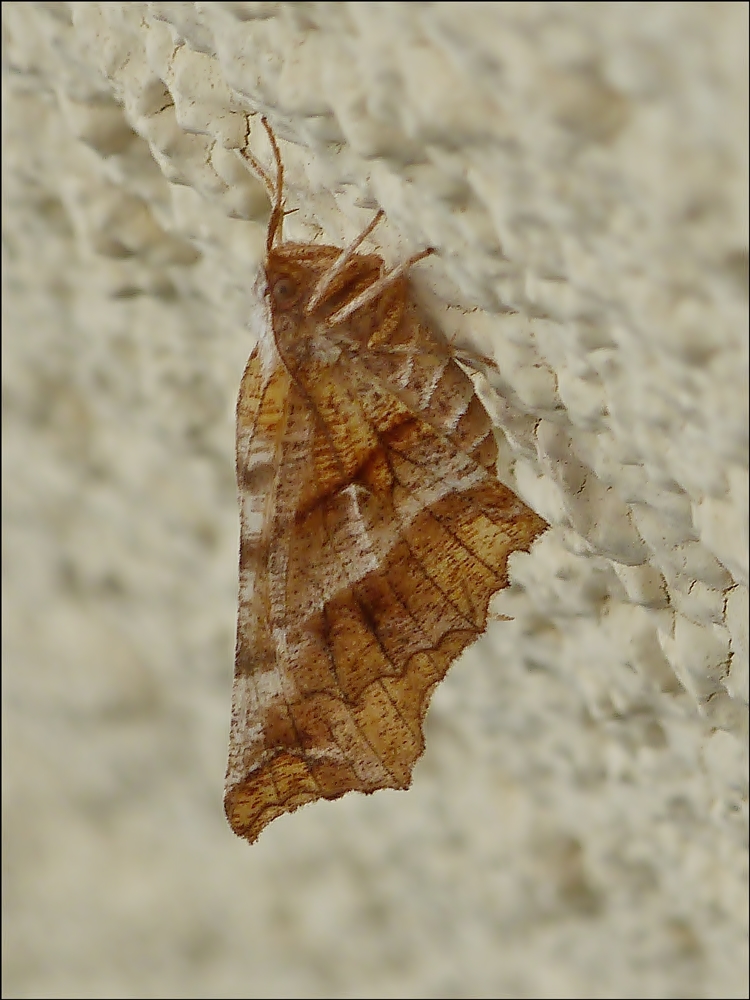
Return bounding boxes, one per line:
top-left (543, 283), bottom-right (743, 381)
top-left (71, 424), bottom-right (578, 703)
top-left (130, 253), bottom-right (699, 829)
top-left (265, 243), bottom-right (384, 320)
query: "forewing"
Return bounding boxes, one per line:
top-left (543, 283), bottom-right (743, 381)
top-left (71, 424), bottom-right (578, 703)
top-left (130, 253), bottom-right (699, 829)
top-left (225, 321), bottom-right (546, 843)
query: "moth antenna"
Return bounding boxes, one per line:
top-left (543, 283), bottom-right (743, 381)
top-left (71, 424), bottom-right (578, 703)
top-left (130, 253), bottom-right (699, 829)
top-left (306, 210), bottom-right (385, 315)
top-left (261, 116), bottom-right (285, 253)
top-left (326, 247), bottom-right (435, 327)
top-left (238, 115), bottom-right (276, 202)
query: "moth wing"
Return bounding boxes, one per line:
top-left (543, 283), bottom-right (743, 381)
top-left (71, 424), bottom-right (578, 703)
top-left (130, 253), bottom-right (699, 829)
top-left (225, 339), bottom-right (375, 842)
top-left (225, 329), bottom-right (546, 843)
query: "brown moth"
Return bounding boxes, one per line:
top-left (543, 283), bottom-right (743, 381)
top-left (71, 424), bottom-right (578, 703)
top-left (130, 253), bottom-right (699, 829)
top-left (225, 117), bottom-right (548, 843)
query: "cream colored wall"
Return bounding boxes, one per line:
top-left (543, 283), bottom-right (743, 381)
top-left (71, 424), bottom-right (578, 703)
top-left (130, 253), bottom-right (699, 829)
top-left (2, 3), bottom-right (747, 998)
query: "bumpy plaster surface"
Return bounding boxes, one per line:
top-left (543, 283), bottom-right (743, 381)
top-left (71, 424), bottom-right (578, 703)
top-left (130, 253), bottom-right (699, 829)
top-left (2, 3), bottom-right (747, 998)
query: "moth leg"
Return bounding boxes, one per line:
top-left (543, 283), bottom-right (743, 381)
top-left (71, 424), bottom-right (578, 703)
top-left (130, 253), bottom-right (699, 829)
top-left (452, 348), bottom-right (500, 373)
top-left (327, 247), bottom-right (435, 327)
top-left (306, 210), bottom-right (385, 315)
top-left (365, 334), bottom-right (498, 374)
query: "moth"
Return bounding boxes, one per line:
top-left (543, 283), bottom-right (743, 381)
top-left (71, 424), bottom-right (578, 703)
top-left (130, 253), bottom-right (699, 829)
top-left (225, 117), bottom-right (548, 842)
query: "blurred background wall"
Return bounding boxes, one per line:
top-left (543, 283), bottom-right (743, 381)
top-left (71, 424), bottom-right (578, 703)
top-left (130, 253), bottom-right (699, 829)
top-left (2, 3), bottom-right (747, 997)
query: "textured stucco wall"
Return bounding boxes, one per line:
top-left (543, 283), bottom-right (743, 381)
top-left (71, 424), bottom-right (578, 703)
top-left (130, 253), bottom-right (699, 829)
top-left (2, 3), bottom-right (747, 998)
